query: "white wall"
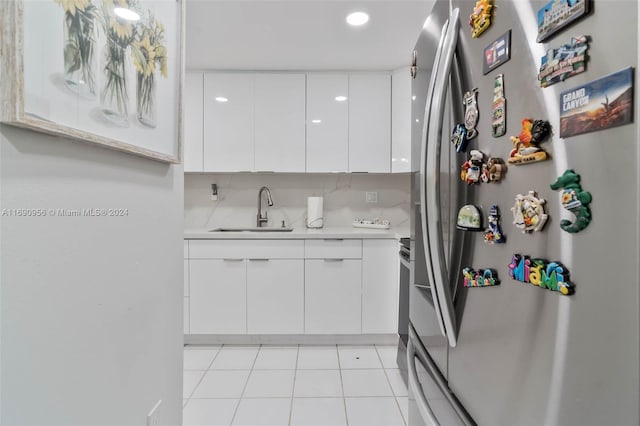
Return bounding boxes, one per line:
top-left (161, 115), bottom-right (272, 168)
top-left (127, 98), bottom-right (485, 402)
top-left (0, 126), bottom-right (183, 426)
top-left (184, 173), bottom-right (411, 235)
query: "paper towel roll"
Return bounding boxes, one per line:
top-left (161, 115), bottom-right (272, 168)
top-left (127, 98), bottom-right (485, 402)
top-left (307, 197), bottom-right (324, 228)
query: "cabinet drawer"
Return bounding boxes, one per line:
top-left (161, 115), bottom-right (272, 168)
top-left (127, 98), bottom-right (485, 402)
top-left (189, 239), bottom-right (304, 259)
top-left (305, 239), bottom-right (362, 259)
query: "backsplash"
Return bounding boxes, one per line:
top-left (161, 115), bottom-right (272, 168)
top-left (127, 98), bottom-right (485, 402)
top-left (184, 173), bottom-right (411, 235)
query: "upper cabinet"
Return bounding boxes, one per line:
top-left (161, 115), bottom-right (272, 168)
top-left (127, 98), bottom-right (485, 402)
top-left (203, 73), bottom-right (254, 172)
top-left (391, 67), bottom-right (412, 173)
top-left (187, 71), bottom-right (395, 173)
top-left (254, 74), bottom-right (306, 172)
top-left (306, 74), bottom-right (349, 173)
top-left (184, 72), bottom-right (204, 172)
top-left (349, 73), bottom-right (391, 173)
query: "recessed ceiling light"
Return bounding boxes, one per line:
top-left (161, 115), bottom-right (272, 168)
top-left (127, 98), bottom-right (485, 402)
top-left (215, 96), bottom-right (228, 103)
top-left (311, 119), bottom-right (322, 124)
top-left (335, 95), bottom-right (347, 102)
top-left (114, 7), bottom-right (140, 21)
top-left (346, 11), bottom-right (369, 26)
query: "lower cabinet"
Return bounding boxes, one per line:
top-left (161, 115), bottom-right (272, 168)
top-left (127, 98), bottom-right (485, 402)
top-left (189, 259), bottom-right (247, 334)
top-left (247, 259), bottom-right (304, 334)
top-left (305, 259), bottom-right (362, 334)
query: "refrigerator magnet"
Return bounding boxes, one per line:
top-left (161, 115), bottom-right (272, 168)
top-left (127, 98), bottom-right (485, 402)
top-left (451, 124), bottom-right (469, 152)
top-left (559, 67), bottom-right (634, 138)
top-left (483, 32), bottom-right (511, 75)
top-left (509, 255), bottom-right (575, 295)
top-left (538, 35), bottom-right (589, 88)
top-left (463, 89), bottom-right (479, 139)
top-left (507, 118), bottom-right (551, 165)
top-left (511, 191), bottom-right (548, 233)
top-left (457, 205), bottom-right (483, 231)
top-left (463, 267), bottom-right (499, 287)
top-left (469, 0), bottom-right (492, 38)
top-left (492, 74), bottom-right (507, 137)
top-left (460, 150), bottom-right (484, 184)
top-left (483, 205), bottom-right (506, 244)
top-left (550, 169), bottom-right (592, 233)
top-left (536, 0), bottom-right (589, 43)
top-left (481, 157), bottom-right (506, 183)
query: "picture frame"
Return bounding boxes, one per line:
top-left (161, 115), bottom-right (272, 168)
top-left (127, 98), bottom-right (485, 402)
top-left (0, 0), bottom-right (184, 164)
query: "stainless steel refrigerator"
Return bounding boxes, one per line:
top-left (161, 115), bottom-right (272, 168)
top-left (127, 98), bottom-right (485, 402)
top-left (407, 1), bottom-right (639, 425)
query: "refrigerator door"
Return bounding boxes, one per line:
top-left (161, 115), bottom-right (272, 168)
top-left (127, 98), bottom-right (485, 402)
top-left (447, 1), bottom-right (639, 425)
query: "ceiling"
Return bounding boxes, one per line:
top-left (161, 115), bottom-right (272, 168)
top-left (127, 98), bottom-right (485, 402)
top-left (185, 0), bottom-right (435, 71)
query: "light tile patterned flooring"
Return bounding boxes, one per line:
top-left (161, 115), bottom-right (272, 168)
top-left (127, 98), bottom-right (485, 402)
top-left (183, 344), bottom-right (408, 426)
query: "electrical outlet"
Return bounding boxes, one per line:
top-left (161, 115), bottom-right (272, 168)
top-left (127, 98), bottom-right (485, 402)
top-left (366, 192), bottom-right (378, 203)
top-left (146, 400), bottom-right (162, 426)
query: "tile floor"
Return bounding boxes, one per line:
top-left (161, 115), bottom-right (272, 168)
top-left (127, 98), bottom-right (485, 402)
top-left (183, 344), bottom-right (408, 426)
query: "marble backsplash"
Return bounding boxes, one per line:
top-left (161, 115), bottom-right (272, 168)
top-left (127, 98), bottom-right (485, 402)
top-left (184, 173), bottom-right (411, 235)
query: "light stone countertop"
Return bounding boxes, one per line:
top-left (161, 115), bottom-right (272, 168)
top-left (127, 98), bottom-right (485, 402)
top-left (184, 226), bottom-right (408, 240)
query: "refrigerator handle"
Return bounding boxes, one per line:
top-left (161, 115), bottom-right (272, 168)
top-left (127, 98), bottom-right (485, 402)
top-left (425, 7), bottom-right (460, 348)
top-left (407, 332), bottom-right (441, 426)
top-left (419, 15), bottom-right (450, 339)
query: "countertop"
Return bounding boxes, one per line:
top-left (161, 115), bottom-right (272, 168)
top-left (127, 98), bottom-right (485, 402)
top-left (184, 227), bottom-right (407, 240)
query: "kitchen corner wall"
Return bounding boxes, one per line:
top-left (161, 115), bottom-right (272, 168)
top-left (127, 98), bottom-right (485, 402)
top-left (185, 173), bottom-right (411, 234)
top-left (0, 126), bottom-right (183, 426)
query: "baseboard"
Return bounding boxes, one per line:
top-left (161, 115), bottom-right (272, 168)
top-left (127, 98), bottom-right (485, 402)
top-left (184, 334), bottom-right (400, 346)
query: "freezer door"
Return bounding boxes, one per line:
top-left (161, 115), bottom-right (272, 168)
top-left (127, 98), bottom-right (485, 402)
top-left (447, 1), bottom-right (639, 425)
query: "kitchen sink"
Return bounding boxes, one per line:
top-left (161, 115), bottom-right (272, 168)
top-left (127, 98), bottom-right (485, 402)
top-left (209, 227), bottom-right (294, 232)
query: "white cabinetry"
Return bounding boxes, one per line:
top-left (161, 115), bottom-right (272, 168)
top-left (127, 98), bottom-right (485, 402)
top-left (184, 72), bottom-right (204, 172)
top-left (189, 259), bottom-right (247, 334)
top-left (349, 73), bottom-right (391, 172)
top-left (306, 74), bottom-right (349, 172)
top-left (203, 73), bottom-right (254, 172)
top-left (362, 239), bottom-right (399, 333)
top-left (392, 67), bottom-right (412, 173)
top-left (254, 74), bottom-right (306, 172)
top-left (247, 259), bottom-right (304, 333)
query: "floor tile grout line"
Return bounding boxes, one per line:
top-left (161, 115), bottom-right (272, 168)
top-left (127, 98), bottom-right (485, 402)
top-left (287, 345), bottom-right (300, 426)
top-left (228, 344), bottom-right (262, 426)
top-left (375, 344), bottom-right (408, 426)
top-left (183, 344), bottom-right (225, 405)
top-left (336, 344), bottom-right (349, 426)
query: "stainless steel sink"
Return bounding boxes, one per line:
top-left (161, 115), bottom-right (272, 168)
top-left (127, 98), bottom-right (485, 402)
top-left (209, 227), bottom-right (294, 233)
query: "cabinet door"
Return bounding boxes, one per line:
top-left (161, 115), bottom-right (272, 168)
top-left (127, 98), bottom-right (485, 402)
top-left (305, 259), bottom-right (362, 334)
top-left (254, 74), bottom-right (306, 172)
top-left (349, 73), bottom-right (391, 172)
top-left (184, 72), bottom-right (204, 172)
top-left (203, 73), bottom-right (254, 172)
top-left (247, 259), bottom-right (304, 334)
top-left (362, 240), bottom-right (399, 334)
top-left (189, 259), bottom-right (246, 334)
top-left (392, 68), bottom-right (412, 173)
top-left (306, 74), bottom-right (349, 172)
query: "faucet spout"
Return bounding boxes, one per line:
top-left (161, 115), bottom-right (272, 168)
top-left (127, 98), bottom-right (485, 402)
top-left (257, 186), bottom-right (274, 227)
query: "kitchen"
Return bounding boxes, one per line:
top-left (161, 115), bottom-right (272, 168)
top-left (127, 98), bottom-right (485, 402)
top-left (0, 0), bottom-right (638, 425)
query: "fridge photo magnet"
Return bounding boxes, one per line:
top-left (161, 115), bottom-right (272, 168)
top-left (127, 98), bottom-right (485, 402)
top-left (511, 191), bottom-right (548, 233)
top-left (469, 0), bottom-right (492, 38)
top-left (483, 31), bottom-right (511, 75)
top-left (538, 35), bottom-right (589, 88)
top-left (507, 118), bottom-right (551, 165)
top-left (483, 205), bottom-right (506, 244)
top-left (536, 0), bottom-right (589, 43)
top-left (550, 169), bottom-right (592, 233)
top-left (509, 254), bottom-right (575, 295)
top-left (463, 89), bottom-right (479, 139)
top-left (559, 67), bottom-right (634, 138)
top-left (492, 74), bottom-right (507, 137)
top-left (463, 267), bottom-right (500, 287)
top-left (457, 205), bottom-right (483, 231)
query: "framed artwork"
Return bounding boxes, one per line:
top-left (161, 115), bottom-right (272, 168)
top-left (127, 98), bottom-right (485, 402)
top-left (0, 0), bottom-right (183, 163)
top-left (559, 67), bottom-right (634, 138)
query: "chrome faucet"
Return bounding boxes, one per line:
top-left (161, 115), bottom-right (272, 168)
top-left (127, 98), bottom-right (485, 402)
top-left (257, 186), bottom-right (274, 227)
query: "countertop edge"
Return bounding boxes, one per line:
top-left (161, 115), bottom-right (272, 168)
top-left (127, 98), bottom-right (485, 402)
top-left (184, 228), bottom-right (407, 240)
